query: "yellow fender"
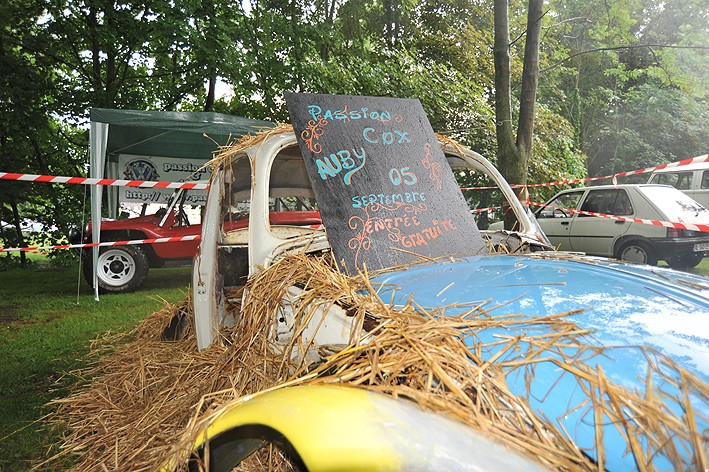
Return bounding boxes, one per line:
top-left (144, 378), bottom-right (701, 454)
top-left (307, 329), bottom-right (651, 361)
top-left (182, 385), bottom-right (544, 472)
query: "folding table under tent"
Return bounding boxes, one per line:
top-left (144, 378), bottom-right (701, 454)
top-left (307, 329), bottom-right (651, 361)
top-left (89, 108), bottom-right (273, 300)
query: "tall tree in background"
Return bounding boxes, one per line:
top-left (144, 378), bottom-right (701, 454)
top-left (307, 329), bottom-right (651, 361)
top-left (494, 0), bottom-right (543, 228)
top-left (545, 0), bottom-right (709, 176)
top-left (0, 0), bottom-right (86, 266)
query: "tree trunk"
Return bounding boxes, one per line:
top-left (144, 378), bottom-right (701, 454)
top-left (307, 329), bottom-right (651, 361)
top-left (494, 0), bottom-right (543, 229)
top-left (494, 0), bottom-right (521, 229)
top-left (29, 137), bottom-right (50, 176)
top-left (493, 0), bottom-right (512, 144)
top-left (10, 198), bottom-right (27, 267)
top-left (88, 8), bottom-right (102, 101)
top-left (516, 0), bottom-right (543, 160)
top-left (205, 69), bottom-right (216, 112)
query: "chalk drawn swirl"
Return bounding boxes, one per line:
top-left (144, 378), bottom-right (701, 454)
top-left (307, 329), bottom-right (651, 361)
top-left (348, 214), bottom-right (372, 268)
top-left (376, 113), bottom-right (404, 123)
top-left (301, 117), bottom-right (328, 154)
top-left (421, 143), bottom-right (443, 191)
top-left (370, 201), bottom-right (427, 215)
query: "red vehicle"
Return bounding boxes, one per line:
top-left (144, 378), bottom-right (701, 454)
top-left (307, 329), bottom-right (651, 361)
top-left (69, 188), bottom-right (320, 293)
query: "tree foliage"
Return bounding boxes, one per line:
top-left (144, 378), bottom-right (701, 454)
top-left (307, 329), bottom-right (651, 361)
top-left (0, 0), bottom-right (707, 265)
top-left (542, 0), bottom-right (709, 176)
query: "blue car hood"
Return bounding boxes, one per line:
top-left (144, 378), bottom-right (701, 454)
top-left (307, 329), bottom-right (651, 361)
top-left (371, 253), bottom-right (709, 470)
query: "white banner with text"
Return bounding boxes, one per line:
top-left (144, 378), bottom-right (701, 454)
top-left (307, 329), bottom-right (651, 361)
top-left (118, 154), bottom-right (209, 205)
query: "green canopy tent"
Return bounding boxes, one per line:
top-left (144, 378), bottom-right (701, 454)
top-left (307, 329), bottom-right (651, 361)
top-left (89, 108), bottom-right (273, 300)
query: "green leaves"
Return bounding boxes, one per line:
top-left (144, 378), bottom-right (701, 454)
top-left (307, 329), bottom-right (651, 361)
top-left (541, 0), bottom-right (708, 179)
top-left (587, 84), bottom-right (709, 176)
top-left (1, 0), bottom-right (707, 256)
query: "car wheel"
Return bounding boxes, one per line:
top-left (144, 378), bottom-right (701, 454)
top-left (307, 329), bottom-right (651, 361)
top-left (82, 246), bottom-right (149, 293)
top-left (616, 241), bottom-right (658, 266)
top-left (666, 252), bottom-right (703, 270)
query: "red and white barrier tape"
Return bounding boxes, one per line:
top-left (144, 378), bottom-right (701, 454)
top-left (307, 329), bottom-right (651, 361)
top-left (2, 154), bottom-right (707, 192)
top-left (0, 235), bottom-right (201, 253)
top-left (471, 206), bottom-right (501, 213)
top-left (461, 153), bottom-right (709, 190)
top-left (0, 223), bottom-right (322, 253)
top-left (0, 172), bottom-right (210, 190)
top-left (3, 154), bottom-right (709, 253)
top-left (3, 205), bottom-right (707, 253)
top-left (527, 201), bottom-right (709, 233)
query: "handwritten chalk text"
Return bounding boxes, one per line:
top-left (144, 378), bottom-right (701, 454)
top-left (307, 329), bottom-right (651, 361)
top-left (307, 105), bottom-right (394, 123)
top-left (352, 191), bottom-right (426, 208)
top-left (400, 219), bottom-right (457, 248)
top-left (363, 216), bottom-right (421, 235)
top-left (389, 167), bottom-right (417, 186)
top-left (315, 148), bottom-right (367, 185)
top-left (363, 128), bottom-right (411, 145)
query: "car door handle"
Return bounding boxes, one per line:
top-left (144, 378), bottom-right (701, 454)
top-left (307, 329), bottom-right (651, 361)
top-left (561, 221), bottom-right (569, 226)
top-left (614, 220), bottom-right (626, 224)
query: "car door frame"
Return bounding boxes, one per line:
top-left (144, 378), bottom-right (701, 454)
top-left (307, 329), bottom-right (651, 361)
top-left (568, 188), bottom-right (634, 257)
top-left (534, 189), bottom-right (586, 251)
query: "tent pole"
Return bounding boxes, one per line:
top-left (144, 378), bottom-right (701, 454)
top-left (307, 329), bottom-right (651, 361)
top-left (90, 121), bottom-right (109, 301)
top-left (107, 161), bottom-right (118, 219)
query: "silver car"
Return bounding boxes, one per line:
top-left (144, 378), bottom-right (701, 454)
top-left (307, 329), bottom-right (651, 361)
top-left (534, 184), bottom-right (709, 269)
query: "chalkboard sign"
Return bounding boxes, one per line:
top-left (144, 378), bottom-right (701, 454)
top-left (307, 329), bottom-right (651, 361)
top-left (286, 92), bottom-right (486, 273)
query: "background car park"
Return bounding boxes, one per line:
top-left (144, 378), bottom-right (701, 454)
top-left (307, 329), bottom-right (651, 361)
top-left (534, 184), bottom-right (709, 269)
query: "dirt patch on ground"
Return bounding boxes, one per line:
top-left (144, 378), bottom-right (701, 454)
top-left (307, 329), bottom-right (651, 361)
top-left (0, 305), bottom-right (22, 324)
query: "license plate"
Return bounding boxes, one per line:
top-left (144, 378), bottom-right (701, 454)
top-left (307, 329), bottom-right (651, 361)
top-left (693, 242), bottom-right (709, 252)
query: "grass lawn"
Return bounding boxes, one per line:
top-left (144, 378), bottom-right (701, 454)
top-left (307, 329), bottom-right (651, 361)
top-left (0, 258), bottom-right (191, 471)
top-left (695, 258), bottom-right (709, 277)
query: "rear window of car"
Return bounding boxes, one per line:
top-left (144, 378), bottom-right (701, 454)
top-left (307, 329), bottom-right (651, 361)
top-left (638, 186), bottom-right (708, 222)
top-left (649, 171), bottom-right (693, 190)
top-left (701, 171), bottom-right (709, 189)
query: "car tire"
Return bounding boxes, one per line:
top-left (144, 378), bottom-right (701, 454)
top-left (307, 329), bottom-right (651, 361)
top-left (82, 246), bottom-right (149, 293)
top-left (616, 241), bottom-right (658, 266)
top-left (666, 253), bottom-right (703, 270)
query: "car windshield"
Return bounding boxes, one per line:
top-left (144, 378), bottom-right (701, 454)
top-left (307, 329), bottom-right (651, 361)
top-left (638, 186), bottom-right (708, 222)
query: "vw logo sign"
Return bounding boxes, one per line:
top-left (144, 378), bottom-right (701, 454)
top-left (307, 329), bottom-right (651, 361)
top-left (124, 159), bottom-right (160, 181)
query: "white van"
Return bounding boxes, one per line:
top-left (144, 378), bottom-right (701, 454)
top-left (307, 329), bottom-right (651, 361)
top-left (647, 160), bottom-right (709, 208)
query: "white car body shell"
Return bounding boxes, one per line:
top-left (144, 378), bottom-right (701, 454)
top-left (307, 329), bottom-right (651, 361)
top-left (192, 131), bottom-right (546, 350)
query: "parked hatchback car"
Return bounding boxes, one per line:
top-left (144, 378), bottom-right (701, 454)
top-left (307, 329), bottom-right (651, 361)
top-left (534, 184), bottom-right (709, 269)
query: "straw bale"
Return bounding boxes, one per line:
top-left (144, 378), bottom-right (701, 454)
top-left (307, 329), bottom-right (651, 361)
top-left (44, 292), bottom-right (293, 471)
top-left (45, 250), bottom-right (708, 471)
top-left (203, 124), bottom-right (295, 176)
